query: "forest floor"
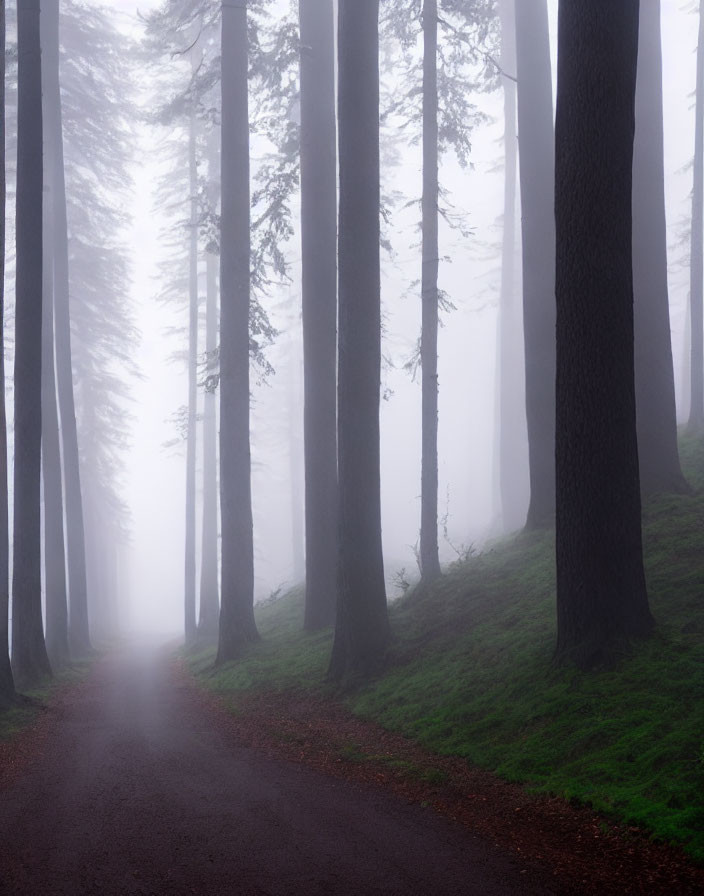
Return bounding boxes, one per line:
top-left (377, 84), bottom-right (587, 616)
top-left (0, 644), bottom-right (702, 896)
top-left (0, 642), bottom-right (567, 896)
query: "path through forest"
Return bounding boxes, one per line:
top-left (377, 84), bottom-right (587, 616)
top-left (0, 644), bottom-right (561, 895)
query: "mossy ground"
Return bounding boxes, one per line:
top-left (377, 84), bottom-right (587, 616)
top-left (193, 435), bottom-right (703, 863)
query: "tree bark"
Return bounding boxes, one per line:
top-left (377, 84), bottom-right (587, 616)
top-left (198, 129), bottom-right (219, 641)
top-left (632, 0), bottom-right (688, 492)
top-left (216, 0), bottom-right (259, 664)
top-left (0, 0), bottom-right (15, 707)
top-left (689, 2), bottom-right (704, 433)
top-left (40, 125), bottom-right (69, 669)
top-left (514, 0), bottom-right (555, 530)
top-left (328, 0), bottom-right (390, 684)
top-left (184, 89), bottom-right (198, 644)
top-left (299, 0), bottom-right (338, 631)
top-left (43, 0), bottom-right (91, 655)
top-left (12, 0), bottom-right (52, 688)
top-left (496, 0), bottom-right (527, 533)
top-left (419, 0), bottom-right (441, 583)
top-left (555, 0), bottom-right (653, 669)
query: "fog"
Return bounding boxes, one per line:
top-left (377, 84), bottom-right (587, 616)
top-left (109, 0), bottom-right (697, 636)
top-left (0, 0), bottom-right (697, 640)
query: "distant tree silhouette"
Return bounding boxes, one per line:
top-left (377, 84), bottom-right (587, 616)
top-left (689, 2), bottom-right (704, 433)
top-left (299, 0), bottom-right (338, 631)
top-left (554, 0), bottom-right (653, 668)
top-left (328, 0), bottom-right (390, 684)
top-left (515, 0), bottom-right (555, 530)
top-left (632, 0), bottom-right (688, 493)
top-left (12, 0), bottom-right (52, 687)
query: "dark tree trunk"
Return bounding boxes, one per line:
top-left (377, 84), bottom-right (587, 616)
top-left (554, 0), bottom-right (653, 669)
top-left (514, 0), bottom-right (555, 530)
top-left (496, 0), bottom-right (527, 533)
top-left (328, 0), bottom-right (390, 684)
top-left (0, 0), bottom-right (15, 707)
top-left (43, 0), bottom-right (91, 655)
top-left (184, 96), bottom-right (198, 644)
top-left (689, 3), bottom-right (704, 433)
top-left (299, 0), bottom-right (338, 631)
top-left (40, 121), bottom-right (69, 669)
top-left (198, 129), bottom-right (219, 642)
top-left (12, 0), bottom-right (52, 688)
top-left (216, 0), bottom-right (258, 664)
top-left (419, 0), bottom-right (441, 583)
top-left (632, 0), bottom-right (688, 493)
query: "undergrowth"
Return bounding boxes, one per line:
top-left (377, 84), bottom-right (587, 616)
top-left (189, 433), bottom-right (704, 864)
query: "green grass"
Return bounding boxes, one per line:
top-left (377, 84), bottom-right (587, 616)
top-left (188, 435), bottom-right (704, 864)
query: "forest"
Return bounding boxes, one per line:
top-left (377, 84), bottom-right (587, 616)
top-left (0, 0), bottom-right (703, 894)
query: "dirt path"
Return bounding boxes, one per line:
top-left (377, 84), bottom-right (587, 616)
top-left (0, 643), bottom-right (560, 895)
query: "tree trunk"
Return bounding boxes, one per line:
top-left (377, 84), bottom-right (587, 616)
top-left (198, 129), bottom-right (219, 642)
top-left (299, 0), bottom-right (338, 631)
top-left (288, 342), bottom-right (305, 584)
top-left (12, 0), bottom-right (52, 688)
top-left (496, 0), bottom-right (527, 533)
top-left (514, 0), bottom-right (555, 530)
top-left (689, 3), bottom-right (704, 433)
top-left (40, 125), bottom-right (69, 669)
top-left (0, 0), bottom-right (15, 707)
top-left (554, 0), bottom-right (653, 669)
top-left (184, 92), bottom-right (198, 644)
top-left (43, 0), bottom-right (91, 655)
top-left (216, 0), bottom-right (258, 664)
top-left (419, 0), bottom-right (441, 583)
top-left (328, 0), bottom-right (390, 684)
top-left (632, 0), bottom-right (688, 492)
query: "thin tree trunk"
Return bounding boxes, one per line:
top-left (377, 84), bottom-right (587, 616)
top-left (496, 0), bottom-right (526, 533)
top-left (198, 129), bottom-right (219, 641)
top-left (689, 3), bottom-right (704, 432)
top-left (12, 0), bottom-right (52, 688)
top-left (0, 0), bottom-right (15, 707)
top-left (300, 0), bottom-right (338, 631)
top-left (328, 0), bottom-right (390, 684)
top-left (554, 0), bottom-right (653, 669)
top-left (43, 0), bottom-right (91, 654)
top-left (216, 0), bottom-right (258, 664)
top-left (184, 92), bottom-right (198, 643)
top-left (419, 0), bottom-right (441, 583)
top-left (288, 342), bottom-right (304, 584)
top-left (40, 134), bottom-right (69, 668)
top-left (514, 0), bottom-right (555, 530)
top-left (633, 0), bottom-right (688, 492)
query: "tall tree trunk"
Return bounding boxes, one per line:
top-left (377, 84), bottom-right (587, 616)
top-left (0, 0), bottom-right (15, 707)
top-left (40, 133), bottom-right (69, 669)
top-left (299, 0), bottom-right (338, 631)
top-left (328, 0), bottom-right (390, 684)
top-left (43, 0), bottom-right (91, 654)
top-left (633, 0), bottom-right (688, 492)
top-left (184, 92), bottom-right (198, 643)
top-left (198, 129), bottom-right (219, 641)
top-left (496, 0), bottom-right (527, 533)
top-left (419, 0), bottom-right (441, 583)
top-left (216, 0), bottom-right (258, 664)
top-left (12, 0), bottom-right (52, 687)
top-left (689, 3), bottom-right (704, 433)
top-left (514, 0), bottom-right (555, 530)
top-left (554, 0), bottom-right (653, 669)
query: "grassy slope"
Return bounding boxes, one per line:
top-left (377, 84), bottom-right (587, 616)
top-left (190, 434), bottom-right (704, 863)
top-left (0, 658), bottom-right (94, 741)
